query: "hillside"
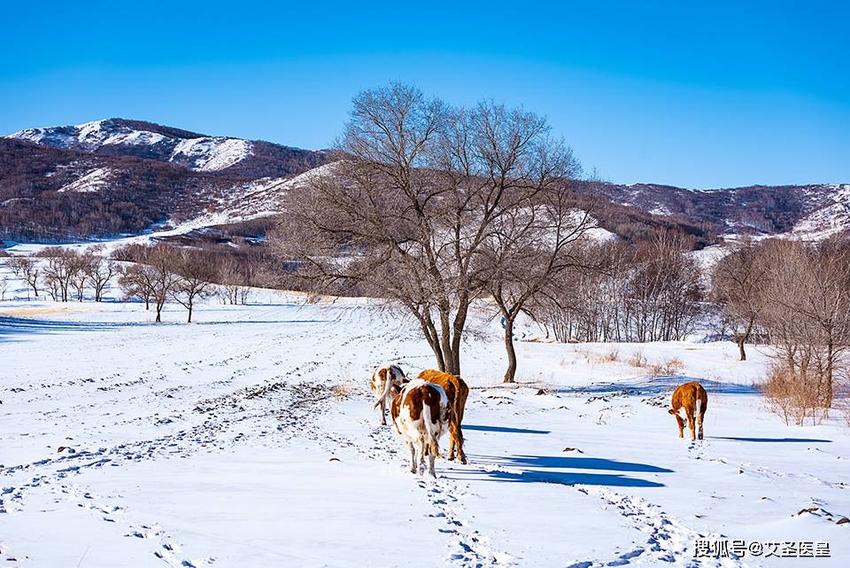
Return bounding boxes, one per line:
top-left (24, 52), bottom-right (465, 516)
top-left (1, 120), bottom-right (330, 241)
top-left (2, 118), bottom-right (848, 245)
top-left (575, 180), bottom-right (850, 241)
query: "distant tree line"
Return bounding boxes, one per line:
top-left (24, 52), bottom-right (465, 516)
top-left (533, 232), bottom-right (703, 344)
top-left (113, 243), bottom-right (262, 322)
top-left (2, 242), bottom-right (263, 323)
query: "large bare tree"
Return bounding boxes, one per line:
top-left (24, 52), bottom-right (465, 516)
top-left (274, 83), bottom-right (582, 375)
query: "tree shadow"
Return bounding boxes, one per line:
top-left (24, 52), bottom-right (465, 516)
top-left (468, 453), bottom-right (673, 473)
top-left (464, 424), bottom-right (551, 435)
top-left (554, 376), bottom-right (759, 396)
top-left (708, 436), bottom-right (832, 443)
top-left (0, 315), bottom-right (155, 342)
top-left (451, 468), bottom-right (666, 488)
top-left (446, 453), bottom-right (671, 488)
top-left (196, 319), bottom-right (332, 326)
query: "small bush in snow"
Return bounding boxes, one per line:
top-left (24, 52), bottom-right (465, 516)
top-left (628, 351), bottom-right (647, 368)
top-left (760, 363), bottom-right (829, 426)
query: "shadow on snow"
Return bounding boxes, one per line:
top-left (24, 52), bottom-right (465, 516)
top-left (707, 436), bottom-right (832, 443)
top-left (448, 453), bottom-right (671, 488)
top-left (464, 424), bottom-right (551, 435)
top-left (553, 376), bottom-right (759, 397)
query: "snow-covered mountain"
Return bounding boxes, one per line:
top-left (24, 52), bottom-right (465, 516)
top-left (0, 119), bottom-right (330, 242)
top-left (7, 118), bottom-right (324, 177)
top-left (11, 119), bottom-right (252, 172)
top-left (573, 180), bottom-right (850, 243)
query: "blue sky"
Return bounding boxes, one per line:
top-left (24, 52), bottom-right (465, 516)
top-left (2, 0), bottom-right (848, 188)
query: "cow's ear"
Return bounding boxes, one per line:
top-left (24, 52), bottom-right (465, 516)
top-left (667, 409), bottom-right (676, 415)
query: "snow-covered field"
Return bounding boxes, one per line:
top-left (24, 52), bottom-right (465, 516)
top-left (1, 289), bottom-right (848, 567)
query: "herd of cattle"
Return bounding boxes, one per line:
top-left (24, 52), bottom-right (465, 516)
top-left (369, 364), bottom-right (709, 478)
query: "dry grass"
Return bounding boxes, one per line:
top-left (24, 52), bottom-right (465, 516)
top-left (760, 364), bottom-right (828, 426)
top-left (0, 305), bottom-right (84, 317)
top-left (576, 348), bottom-right (621, 366)
top-left (331, 382), bottom-right (355, 400)
top-left (603, 349), bottom-right (620, 363)
top-left (628, 351), bottom-right (647, 368)
top-left (629, 352), bottom-right (684, 376)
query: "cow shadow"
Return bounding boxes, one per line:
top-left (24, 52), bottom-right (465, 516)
top-left (447, 453), bottom-right (671, 488)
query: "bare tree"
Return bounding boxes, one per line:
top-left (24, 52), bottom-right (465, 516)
top-left (535, 233), bottom-right (703, 345)
top-left (117, 245), bottom-right (180, 322)
top-left (274, 83), bottom-right (583, 375)
top-left (713, 239), bottom-right (768, 360)
top-left (481, 189), bottom-right (595, 382)
top-left (7, 256), bottom-right (40, 299)
top-left (70, 254), bottom-right (91, 302)
top-left (757, 237), bottom-right (850, 421)
top-left (118, 264), bottom-right (153, 309)
top-left (215, 257), bottom-right (253, 305)
top-left (171, 250), bottom-right (218, 322)
top-left (38, 248), bottom-right (78, 302)
top-left (85, 248), bottom-right (116, 302)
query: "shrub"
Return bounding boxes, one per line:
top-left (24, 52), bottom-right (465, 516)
top-left (760, 363), bottom-right (828, 426)
top-left (628, 351), bottom-right (647, 368)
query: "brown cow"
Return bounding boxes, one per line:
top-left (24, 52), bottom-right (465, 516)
top-left (370, 364), bottom-right (409, 425)
top-left (668, 381), bottom-right (708, 441)
top-left (391, 379), bottom-right (451, 477)
top-left (417, 369), bottom-right (469, 464)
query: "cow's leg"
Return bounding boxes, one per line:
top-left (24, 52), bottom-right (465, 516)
top-left (417, 441), bottom-right (427, 475)
top-left (448, 420), bottom-right (467, 464)
top-left (454, 423), bottom-right (467, 465)
top-left (428, 452), bottom-right (436, 478)
top-left (408, 442), bottom-right (417, 474)
top-left (686, 412), bottom-right (696, 441)
top-left (456, 440), bottom-right (467, 465)
top-left (697, 411), bottom-right (705, 440)
top-left (380, 398), bottom-right (387, 426)
top-left (675, 413), bottom-right (685, 438)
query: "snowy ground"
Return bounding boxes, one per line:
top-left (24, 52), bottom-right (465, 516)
top-left (1, 290), bottom-right (848, 567)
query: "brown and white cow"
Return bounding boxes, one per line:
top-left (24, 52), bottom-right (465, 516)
top-left (370, 364), bottom-right (409, 425)
top-left (417, 369), bottom-right (469, 464)
top-left (391, 379), bottom-right (451, 477)
top-left (668, 381), bottom-right (708, 441)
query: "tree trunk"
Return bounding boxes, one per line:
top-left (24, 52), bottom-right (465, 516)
top-left (738, 316), bottom-right (755, 361)
top-left (503, 315), bottom-right (517, 383)
top-left (737, 336), bottom-right (747, 361)
top-left (187, 301), bottom-right (193, 323)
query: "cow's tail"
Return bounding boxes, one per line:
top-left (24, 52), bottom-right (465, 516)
top-left (422, 398), bottom-right (441, 458)
top-left (373, 368), bottom-right (394, 409)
